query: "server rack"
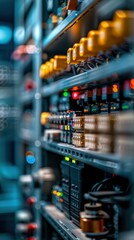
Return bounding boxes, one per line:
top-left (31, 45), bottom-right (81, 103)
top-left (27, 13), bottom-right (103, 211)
top-left (15, 0), bottom-right (134, 239)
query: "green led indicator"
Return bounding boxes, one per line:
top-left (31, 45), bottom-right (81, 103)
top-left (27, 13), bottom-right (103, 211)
top-left (63, 91), bottom-right (69, 97)
top-left (72, 159), bottom-right (76, 164)
top-left (122, 103), bottom-right (129, 110)
top-left (65, 156), bottom-right (70, 161)
top-left (60, 192), bottom-right (63, 197)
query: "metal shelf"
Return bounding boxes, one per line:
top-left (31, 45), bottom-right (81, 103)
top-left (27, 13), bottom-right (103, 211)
top-left (20, 91), bottom-right (35, 104)
top-left (25, 0), bottom-right (33, 15)
top-left (24, 5), bottom-right (35, 44)
top-left (43, 0), bottom-right (99, 50)
top-left (40, 202), bottom-right (89, 240)
top-left (42, 53), bottom-right (134, 97)
top-left (41, 140), bottom-right (132, 176)
top-left (119, 231), bottom-right (134, 240)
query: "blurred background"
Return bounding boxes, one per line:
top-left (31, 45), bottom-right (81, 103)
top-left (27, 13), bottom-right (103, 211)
top-left (0, 0), bottom-right (21, 239)
top-left (0, 0), bottom-right (134, 240)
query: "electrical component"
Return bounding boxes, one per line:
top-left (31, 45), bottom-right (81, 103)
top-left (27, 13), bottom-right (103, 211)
top-left (52, 185), bottom-right (63, 211)
top-left (27, 197), bottom-right (37, 207)
top-left (72, 43), bottom-right (86, 61)
top-left (61, 158), bottom-right (71, 218)
top-left (114, 112), bottom-right (134, 134)
top-left (73, 116), bottom-right (84, 130)
top-left (80, 203), bottom-right (109, 235)
top-left (115, 135), bottom-right (134, 158)
top-left (97, 114), bottom-right (116, 134)
top-left (49, 58), bottom-right (57, 76)
top-left (97, 135), bottom-right (114, 153)
top-left (72, 132), bottom-right (85, 147)
top-left (79, 37), bottom-right (90, 58)
top-left (40, 64), bottom-right (48, 78)
top-left (16, 210), bottom-right (32, 224)
top-left (54, 55), bottom-right (67, 71)
top-left (84, 134), bottom-right (98, 150)
top-left (84, 115), bottom-right (97, 133)
top-left (20, 168), bottom-right (56, 197)
top-left (45, 61), bottom-right (52, 78)
top-left (26, 152), bottom-right (36, 165)
top-left (16, 222), bottom-right (38, 237)
top-left (72, 91), bottom-right (79, 100)
top-left (87, 30), bottom-right (103, 55)
top-left (113, 10), bottom-right (134, 41)
top-left (130, 78), bottom-right (134, 90)
top-left (43, 129), bottom-right (62, 142)
top-left (40, 112), bottom-right (50, 125)
top-left (67, 47), bottom-right (80, 64)
top-left (98, 21), bottom-right (119, 49)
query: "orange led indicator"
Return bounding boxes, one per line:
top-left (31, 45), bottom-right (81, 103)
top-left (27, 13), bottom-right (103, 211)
top-left (130, 79), bottom-right (134, 89)
top-left (113, 84), bottom-right (119, 93)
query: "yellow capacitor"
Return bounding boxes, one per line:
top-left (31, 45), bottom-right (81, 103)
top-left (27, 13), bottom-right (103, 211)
top-left (67, 48), bottom-right (80, 64)
top-left (49, 58), bottom-right (57, 76)
top-left (54, 55), bottom-right (67, 71)
top-left (40, 64), bottom-right (47, 78)
top-left (79, 37), bottom-right (91, 58)
top-left (73, 43), bottom-right (87, 61)
top-left (40, 112), bottom-right (50, 125)
top-left (45, 61), bottom-right (51, 78)
top-left (87, 31), bottom-right (104, 54)
top-left (67, 48), bottom-right (73, 64)
top-left (52, 15), bottom-right (58, 24)
top-left (49, 59), bottom-right (54, 72)
top-left (98, 21), bottom-right (119, 49)
top-left (113, 10), bottom-right (134, 40)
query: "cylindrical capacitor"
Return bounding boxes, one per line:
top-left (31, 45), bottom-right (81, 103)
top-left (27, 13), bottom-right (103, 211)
top-left (73, 42), bottom-right (87, 61)
top-left (87, 30), bottom-right (104, 54)
top-left (113, 10), bottom-right (134, 41)
top-left (49, 58), bottom-right (57, 76)
top-left (67, 47), bottom-right (80, 64)
top-left (53, 55), bottom-right (67, 71)
top-left (40, 112), bottom-right (50, 125)
top-left (39, 64), bottom-right (48, 79)
top-left (79, 37), bottom-right (92, 58)
top-left (45, 61), bottom-right (52, 78)
top-left (80, 203), bottom-right (109, 233)
top-left (98, 21), bottom-right (120, 49)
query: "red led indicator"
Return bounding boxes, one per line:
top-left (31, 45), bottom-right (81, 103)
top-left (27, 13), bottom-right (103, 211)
top-left (27, 238), bottom-right (37, 240)
top-left (27, 197), bottom-right (37, 206)
top-left (27, 223), bottom-right (38, 232)
top-left (130, 79), bottom-right (134, 89)
top-left (72, 92), bottom-right (79, 100)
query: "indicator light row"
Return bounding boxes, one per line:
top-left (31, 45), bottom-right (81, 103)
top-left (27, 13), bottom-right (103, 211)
top-left (40, 10), bottom-right (134, 79)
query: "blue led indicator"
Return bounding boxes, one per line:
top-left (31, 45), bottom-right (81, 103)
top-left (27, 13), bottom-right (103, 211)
top-left (26, 155), bottom-right (36, 165)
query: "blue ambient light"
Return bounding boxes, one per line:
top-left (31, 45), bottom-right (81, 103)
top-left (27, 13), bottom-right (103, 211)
top-left (0, 26), bottom-right (12, 44)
